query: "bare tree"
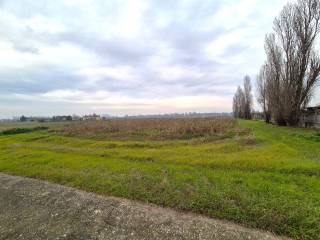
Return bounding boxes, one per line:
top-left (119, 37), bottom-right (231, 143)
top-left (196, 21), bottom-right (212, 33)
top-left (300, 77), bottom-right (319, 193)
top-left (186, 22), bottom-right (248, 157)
top-left (232, 90), bottom-right (239, 118)
top-left (264, 33), bottom-right (287, 125)
top-left (233, 86), bottom-right (243, 118)
top-left (256, 64), bottom-right (271, 123)
top-left (258, 0), bottom-right (320, 126)
top-left (233, 76), bottom-right (252, 119)
top-left (243, 75), bottom-right (253, 119)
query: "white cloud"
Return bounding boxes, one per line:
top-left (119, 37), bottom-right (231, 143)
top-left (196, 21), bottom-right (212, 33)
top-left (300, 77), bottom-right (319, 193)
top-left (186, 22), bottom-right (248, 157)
top-left (1, 90), bottom-right (231, 116)
top-left (205, 29), bottom-right (249, 61)
top-left (26, 15), bottom-right (67, 34)
top-left (209, 0), bottom-right (257, 30)
top-left (77, 66), bottom-right (140, 84)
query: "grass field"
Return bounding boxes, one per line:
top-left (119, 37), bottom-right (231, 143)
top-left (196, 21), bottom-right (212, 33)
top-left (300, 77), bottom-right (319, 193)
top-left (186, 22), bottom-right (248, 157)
top-left (0, 118), bottom-right (319, 239)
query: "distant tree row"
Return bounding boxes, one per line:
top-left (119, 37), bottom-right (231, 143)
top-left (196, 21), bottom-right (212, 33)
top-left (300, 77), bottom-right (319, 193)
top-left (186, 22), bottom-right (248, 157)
top-left (256, 0), bottom-right (320, 126)
top-left (233, 75), bottom-right (253, 119)
top-left (19, 115), bottom-right (73, 122)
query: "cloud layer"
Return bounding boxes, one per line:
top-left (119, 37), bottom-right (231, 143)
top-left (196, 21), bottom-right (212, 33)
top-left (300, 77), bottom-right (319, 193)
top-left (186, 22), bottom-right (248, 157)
top-left (1, 0), bottom-right (317, 117)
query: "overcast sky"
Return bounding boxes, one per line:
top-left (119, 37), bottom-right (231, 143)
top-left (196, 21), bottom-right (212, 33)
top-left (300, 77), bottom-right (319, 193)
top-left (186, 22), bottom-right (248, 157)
top-left (0, 0), bottom-right (319, 117)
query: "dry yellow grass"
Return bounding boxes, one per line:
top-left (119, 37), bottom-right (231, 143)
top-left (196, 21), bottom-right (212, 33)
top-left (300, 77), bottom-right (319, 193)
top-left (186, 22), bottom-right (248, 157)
top-left (54, 117), bottom-right (241, 140)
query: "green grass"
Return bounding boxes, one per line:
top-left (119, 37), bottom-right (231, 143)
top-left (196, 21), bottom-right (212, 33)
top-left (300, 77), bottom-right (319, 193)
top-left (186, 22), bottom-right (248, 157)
top-left (0, 120), bottom-right (319, 239)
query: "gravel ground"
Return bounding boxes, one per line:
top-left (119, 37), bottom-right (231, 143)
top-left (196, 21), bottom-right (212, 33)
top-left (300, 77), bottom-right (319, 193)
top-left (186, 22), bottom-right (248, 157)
top-left (0, 173), bottom-right (289, 240)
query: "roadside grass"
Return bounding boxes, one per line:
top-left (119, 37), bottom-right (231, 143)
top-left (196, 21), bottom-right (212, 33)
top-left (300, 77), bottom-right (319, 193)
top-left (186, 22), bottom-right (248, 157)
top-left (0, 119), bottom-right (319, 239)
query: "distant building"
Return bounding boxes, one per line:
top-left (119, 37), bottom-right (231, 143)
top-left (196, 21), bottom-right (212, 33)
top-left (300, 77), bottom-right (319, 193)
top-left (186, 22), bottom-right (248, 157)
top-left (52, 115), bottom-right (72, 122)
top-left (72, 115), bottom-right (81, 121)
top-left (82, 114), bottom-right (101, 121)
top-left (300, 105), bottom-right (320, 128)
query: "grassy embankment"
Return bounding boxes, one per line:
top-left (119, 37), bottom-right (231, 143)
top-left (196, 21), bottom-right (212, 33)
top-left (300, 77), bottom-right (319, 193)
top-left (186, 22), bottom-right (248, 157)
top-left (0, 118), bottom-right (319, 239)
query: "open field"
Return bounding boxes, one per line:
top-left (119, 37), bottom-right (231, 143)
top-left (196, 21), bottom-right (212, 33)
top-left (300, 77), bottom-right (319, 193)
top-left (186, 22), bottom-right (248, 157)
top-left (0, 118), bottom-right (320, 239)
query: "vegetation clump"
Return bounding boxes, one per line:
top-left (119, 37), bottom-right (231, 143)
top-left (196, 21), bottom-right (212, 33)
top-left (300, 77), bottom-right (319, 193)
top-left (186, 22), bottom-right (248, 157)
top-left (1, 127), bottom-right (48, 135)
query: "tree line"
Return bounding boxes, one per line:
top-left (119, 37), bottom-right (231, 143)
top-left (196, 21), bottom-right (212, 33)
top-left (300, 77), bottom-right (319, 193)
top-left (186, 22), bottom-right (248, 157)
top-left (233, 75), bottom-right (253, 119)
top-left (233, 0), bottom-right (320, 126)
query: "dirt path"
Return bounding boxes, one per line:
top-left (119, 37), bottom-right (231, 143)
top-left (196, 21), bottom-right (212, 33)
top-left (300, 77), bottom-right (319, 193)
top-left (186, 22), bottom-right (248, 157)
top-left (0, 173), bottom-right (288, 240)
